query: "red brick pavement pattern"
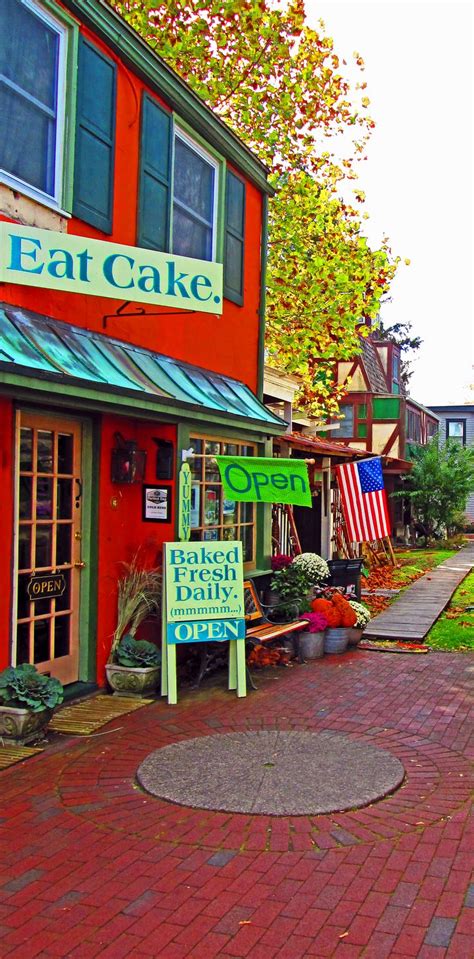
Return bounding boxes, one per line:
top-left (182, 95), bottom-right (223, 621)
top-left (0, 651), bottom-right (472, 958)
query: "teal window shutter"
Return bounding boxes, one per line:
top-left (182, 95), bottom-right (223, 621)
top-left (137, 95), bottom-right (172, 251)
top-left (73, 38), bottom-right (116, 233)
top-left (224, 171), bottom-right (245, 305)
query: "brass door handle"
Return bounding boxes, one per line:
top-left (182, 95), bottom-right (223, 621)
top-left (74, 561), bottom-right (86, 569)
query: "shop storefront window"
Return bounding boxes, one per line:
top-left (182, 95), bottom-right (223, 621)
top-left (189, 437), bottom-right (256, 563)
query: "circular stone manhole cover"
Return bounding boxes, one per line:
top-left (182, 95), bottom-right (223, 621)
top-left (136, 730), bottom-right (405, 815)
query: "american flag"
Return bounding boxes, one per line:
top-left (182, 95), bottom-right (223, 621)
top-left (335, 457), bottom-right (391, 544)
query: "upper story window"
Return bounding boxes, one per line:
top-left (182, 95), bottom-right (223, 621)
top-left (406, 408), bottom-right (421, 443)
top-left (446, 419), bottom-right (466, 445)
top-left (172, 131), bottom-right (218, 261)
top-left (0, 0), bottom-right (67, 207)
top-left (138, 94), bottom-right (246, 302)
top-left (392, 348), bottom-right (400, 394)
top-left (337, 404), bottom-right (354, 438)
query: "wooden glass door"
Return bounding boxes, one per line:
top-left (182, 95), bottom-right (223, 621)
top-left (14, 412), bottom-right (84, 684)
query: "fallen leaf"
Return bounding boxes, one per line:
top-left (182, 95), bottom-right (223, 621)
top-left (239, 921), bottom-right (252, 926)
top-left (339, 931), bottom-right (349, 938)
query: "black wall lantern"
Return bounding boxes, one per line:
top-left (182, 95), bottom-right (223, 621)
top-left (153, 437), bottom-right (174, 480)
top-left (111, 433), bottom-right (147, 484)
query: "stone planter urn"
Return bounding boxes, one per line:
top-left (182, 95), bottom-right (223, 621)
top-left (105, 663), bottom-right (160, 697)
top-left (0, 704), bottom-right (53, 745)
top-left (347, 627), bottom-right (364, 646)
top-left (298, 631), bottom-right (325, 661)
top-left (323, 628), bottom-right (350, 655)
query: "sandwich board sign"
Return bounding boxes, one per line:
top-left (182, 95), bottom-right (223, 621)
top-left (161, 541), bottom-right (246, 704)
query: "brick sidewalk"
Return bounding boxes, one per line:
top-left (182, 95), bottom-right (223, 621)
top-left (0, 650), bottom-right (472, 959)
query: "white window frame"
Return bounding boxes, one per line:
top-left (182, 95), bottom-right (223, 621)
top-left (0, 0), bottom-right (68, 211)
top-left (172, 126), bottom-right (219, 262)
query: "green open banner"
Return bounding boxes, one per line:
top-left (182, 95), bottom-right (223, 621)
top-left (216, 456), bottom-right (312, 507)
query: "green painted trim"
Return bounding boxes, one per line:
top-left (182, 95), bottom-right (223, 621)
top-left (175, 421), bottom-right (191, 539)
top-left (78, 418), bottom-right (99, 682)
top-left (0, 372), bottom-right (286, 435)
top-left (257, 193), bottom-right (269, 400)
top-left (59, 4), bottom-right (79, 211)
top-left (60, 0), bottom-right (273, 195)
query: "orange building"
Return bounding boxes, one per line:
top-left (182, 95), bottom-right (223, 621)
top-left (0, 0), bottom-right (284, 692)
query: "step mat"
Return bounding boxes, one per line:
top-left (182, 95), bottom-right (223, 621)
top-left (48, 695), bottom-right (153, 735)
top-left (0, 744), bottom-right (44, 770)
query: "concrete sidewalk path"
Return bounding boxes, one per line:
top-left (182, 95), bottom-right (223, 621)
top-left (363, 543), bottom-right (474, 642)
top-left (0, 649), bottom-right (473, 959)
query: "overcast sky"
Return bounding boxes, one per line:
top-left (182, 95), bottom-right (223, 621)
top-left (306, 0), bottom-right (473, 406)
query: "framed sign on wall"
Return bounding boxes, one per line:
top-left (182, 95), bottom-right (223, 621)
top-left (142, 485), bottom-right (172, 523)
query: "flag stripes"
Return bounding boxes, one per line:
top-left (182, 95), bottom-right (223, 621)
top-left (335, 458), bottom-right (391, 544)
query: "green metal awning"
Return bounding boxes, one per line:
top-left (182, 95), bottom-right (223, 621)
top-left (0, 304), bottom-right (285, 433)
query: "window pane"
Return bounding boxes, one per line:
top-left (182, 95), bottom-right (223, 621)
top-left (204, 487), bottom-right (220, 526)
top-left (174, 137), bottom-right (214, 221)
top-left (20, 428), bottom-right (33, 471)
top-left (18, 526), bottom-right (32, 570)
top-left (33, 618), bottom-right (50, 664)
top-left (56, 524), bottom-right (72, 565)
top-left (55, 569), bottom-right (71, 611)
top-left (17, 574), bottom-right (30, 619)
top-left (54, 616), bottom-right (70, 658)
top-left (448, 421), bottom-right (463, 437)
top-left (0, 86), bottom-right (56, 195)
top-left (36, 477), bottom-right (53, 519)
top-left (240, 501), bottom-right (254, 523)
top-left (172, 207), bottom-right (212, 260)
top-left (337, 404), bottom-right (354, 438)
top-left (223, 499), bottom-right (237, 525)
top-left (241, 524), bottom-right (254, 562)
top-left (0, 0), bottom-right (59, 107)
top-left (190, 484), bottom-right (201, 528)
top-left (37, 431), bottom-right (54, 473)
top-left (57, 478), bottom-right (72, 519)
top-left (35, 525), bottom-right (53, 568)
top-left (205, 456), bottom-right (220, 482)
top-left (57, 434), bottom-right (73, 474)
top-left (19, 476), bottom-right (32, 520)
top-left (16, 622), bottom-right (30, 665)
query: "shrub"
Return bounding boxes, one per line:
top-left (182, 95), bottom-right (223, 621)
top-left (115, 634), bottom-right (161, 668)
top-left (0, 664), bottom-right (63, 713)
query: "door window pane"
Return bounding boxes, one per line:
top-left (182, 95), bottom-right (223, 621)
top-left (19, 428), bottom-right (33, 470)
top-left (18, 526), bottom-right (32, 570)
top-left (57, 433), bottom-right (73, 473)
top-left (37, 431), bottom-right (54, 473)
top-left (17, 574), bottom-right (31, 619)
top-left (36, 477), bottom-right (53, 519)
top-left (33, 618), bottom-right (51, 664)
top-left (35, 525), bottom-right (53, 568)
top-left (16, 622), bottom-right (30, 664)
top-left (57, 478), bottom-right (72, 518)
top-left (54, 615), bottom-right (70, 657)
top-left (19, 476), bottom-right (32, 520)
top-left (56, 524), bottom-right (71, 565)
top-left (55, 569), bottom-right (71, 611)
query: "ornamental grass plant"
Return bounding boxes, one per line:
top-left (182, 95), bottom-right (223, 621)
top-left (109, 554), bottom-right (162, 664)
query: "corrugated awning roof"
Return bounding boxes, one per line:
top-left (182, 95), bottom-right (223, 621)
top-left (0, 304), bottom-right (285, 432)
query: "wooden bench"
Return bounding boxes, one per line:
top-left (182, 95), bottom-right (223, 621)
top-left (193, 579), bottom-right (309, 688)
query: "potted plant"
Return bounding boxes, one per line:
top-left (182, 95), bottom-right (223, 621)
top-left (297, 611), bottom-right (328, 660)
top-left (105, 555), bottom-right (162, 697)
top-left (348, 601), bottom-right (372, 645)
top-left (269, 560), bottom-right (312, 619)
top-left (0, 664), bottom-right (63, 744)
top-left (311, 589), bottom-right (357, 654)
top-left (292, 552), bottom-right (330, 597)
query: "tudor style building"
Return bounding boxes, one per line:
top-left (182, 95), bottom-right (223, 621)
top-left (0, 0), bottom-right (285, 690)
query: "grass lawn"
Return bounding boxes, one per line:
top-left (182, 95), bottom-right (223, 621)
top-left (392, 549), bottom-right (457, 587)
top-left (427, 568), bottom-right (474, 652)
